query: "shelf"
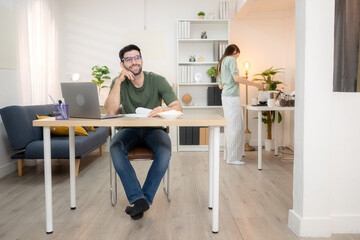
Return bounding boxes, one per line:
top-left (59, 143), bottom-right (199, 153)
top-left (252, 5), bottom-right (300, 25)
top-left (182, 105), bottom-right (222, 109)
top-left (178, 39), bottom-right (228, 42)
top-left (177, 19), bottom-right (229, 24)
top-left (178, 62), bottom-right (218, 65)
top-left (178, 83), bottom-right (218, 86)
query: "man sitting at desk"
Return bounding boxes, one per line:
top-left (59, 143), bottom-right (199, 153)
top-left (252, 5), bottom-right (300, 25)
top-left (105, 44), bottom-right (182, 220)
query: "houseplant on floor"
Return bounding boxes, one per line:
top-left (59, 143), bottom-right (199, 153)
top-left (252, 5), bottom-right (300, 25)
top-left (252, 66), bottom-right (284, 150)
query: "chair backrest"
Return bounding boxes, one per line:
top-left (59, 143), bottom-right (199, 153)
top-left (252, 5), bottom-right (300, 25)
top-left (0, 104), bottom-right (54, 150)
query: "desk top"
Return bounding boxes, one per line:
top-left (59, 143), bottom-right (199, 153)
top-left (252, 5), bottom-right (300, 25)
top-left (245, 105), bottom-right (295, 111)
top-left (33, 114), bottom-right (227, 127)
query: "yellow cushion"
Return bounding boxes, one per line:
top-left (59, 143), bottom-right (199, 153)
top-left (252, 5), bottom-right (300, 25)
top-left (86, 126), bottom-right (96, 131)
top-left (36, 115), bottom-right (88, 136)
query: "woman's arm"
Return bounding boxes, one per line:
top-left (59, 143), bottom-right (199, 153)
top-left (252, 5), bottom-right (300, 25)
top-left (233, 75), bottom-right (263, 89)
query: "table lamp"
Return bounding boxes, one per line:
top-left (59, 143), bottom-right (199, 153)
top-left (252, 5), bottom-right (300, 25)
top-left (243, 61), bottom-right (255, 151)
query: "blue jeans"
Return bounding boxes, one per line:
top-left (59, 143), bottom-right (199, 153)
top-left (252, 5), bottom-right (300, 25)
top-left (110, 127), bottom-right (171, 205)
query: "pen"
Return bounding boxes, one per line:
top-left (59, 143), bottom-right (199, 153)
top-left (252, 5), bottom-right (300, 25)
top-left (49, 94), bottom-right (66, 119)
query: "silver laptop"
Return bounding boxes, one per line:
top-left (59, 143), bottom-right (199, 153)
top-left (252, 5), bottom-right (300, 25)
top-left (61, 82), bottom-right (123, 119)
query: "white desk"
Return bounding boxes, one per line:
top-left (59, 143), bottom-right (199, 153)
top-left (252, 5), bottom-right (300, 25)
top-left (245, 105), bottom-right (295, 170)
top-left (33, 114), bottom-right (226, 234)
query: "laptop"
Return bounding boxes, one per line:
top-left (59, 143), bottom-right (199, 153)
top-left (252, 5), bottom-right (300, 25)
top-left (61, 82), bottom-right (123, 119)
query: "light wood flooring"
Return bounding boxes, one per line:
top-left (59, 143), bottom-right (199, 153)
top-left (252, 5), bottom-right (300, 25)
top-left (0, 147), bottom-right (359, 240)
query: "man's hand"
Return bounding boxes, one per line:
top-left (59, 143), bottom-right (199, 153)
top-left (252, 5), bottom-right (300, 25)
top-left (118, 68), bottom-right (135, 82)
top-left (148, 100), bottom-right (183, 118)
top-left (148, 106), bottom-right (168, 117)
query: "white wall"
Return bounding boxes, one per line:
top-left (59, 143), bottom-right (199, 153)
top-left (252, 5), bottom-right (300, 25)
top-left (232, 10), bottom-right (295, 147)
top-left (57, 0), bottom-right (294, 148)
top-left (289, 0), bottom-right (360, 237)
top-left (0, 0), bottom-right (21, 178)
top-left (56, 0), bottom-right (235, 149)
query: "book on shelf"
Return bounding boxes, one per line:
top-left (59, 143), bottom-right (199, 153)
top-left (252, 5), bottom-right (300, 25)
top-left (179, 66), bottom-right (194, 83)
top-left (207, 86), bottom-right (222, 106)
top-left (219, 1), bottom-right (229, 19)
top-left (178, 21), bottom-right (190, 39)
top-left (179, 127), bottom-right (202, 145)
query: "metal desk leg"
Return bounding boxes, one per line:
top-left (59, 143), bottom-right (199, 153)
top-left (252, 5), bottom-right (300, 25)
top-left (258, 111), bottom-right (262, 170)
top-left (211, 126), bottom-right (220, 233)
top-left (69, 126), bottom-right (76, 209)
top-left (208, 127), bottom-right (214, 210)
top-left (274, 111), bottom-right (278, 156)
top-left (43, 127), bottom-right (53, 234)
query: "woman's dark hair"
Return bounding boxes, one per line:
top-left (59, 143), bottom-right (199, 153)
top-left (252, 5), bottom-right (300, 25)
top-left (119, 44), bottom-right (142, 62)
top-left (215, 44), bottom-right (240, 78)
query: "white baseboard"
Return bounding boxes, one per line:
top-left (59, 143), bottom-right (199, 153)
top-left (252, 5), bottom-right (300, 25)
top-left (332, 215), bottom-right (360, 233)
top-left (288, 209), bottom-right (332, 237)
top-left (0, 160), bottom-right (17, 179)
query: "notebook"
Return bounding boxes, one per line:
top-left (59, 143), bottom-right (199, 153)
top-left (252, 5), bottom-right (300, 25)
top-left (61, 82), bottom-right (123, 119)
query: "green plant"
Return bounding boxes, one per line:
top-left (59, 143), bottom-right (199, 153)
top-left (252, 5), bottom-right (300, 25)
top-left (206, 66), bottom-right (217, 78)
top-left (252, 66), bottom-right (284, 91)
top-left (91, 65), bottom-right (111, 94)
top-left (253, 66), bottom-right (284, 140)
top-left (198, 11), bottom-right (205, 16)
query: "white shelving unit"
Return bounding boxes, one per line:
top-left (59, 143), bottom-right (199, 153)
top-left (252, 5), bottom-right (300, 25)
top-left (176, 19), bottom-right (229, 151)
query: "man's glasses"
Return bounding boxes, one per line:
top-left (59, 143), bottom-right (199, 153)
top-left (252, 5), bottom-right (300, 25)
top-left (122, 55), bottom-right (142, 63)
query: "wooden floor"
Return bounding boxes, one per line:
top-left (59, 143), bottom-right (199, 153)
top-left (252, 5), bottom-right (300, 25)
top-left (0, 147), bottom-right (359, 240)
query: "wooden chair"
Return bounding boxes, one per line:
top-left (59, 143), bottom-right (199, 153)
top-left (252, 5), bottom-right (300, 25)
top-left (109, 126), bottom-right (171, 206)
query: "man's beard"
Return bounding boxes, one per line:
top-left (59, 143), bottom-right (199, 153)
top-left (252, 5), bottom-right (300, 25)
top-left (124, 64), bottom-right (142, 76)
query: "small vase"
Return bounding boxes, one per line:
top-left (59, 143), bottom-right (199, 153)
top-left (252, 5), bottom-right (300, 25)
top-left (211, 76), bottom-right (216, 83)
top-left (264, 139), bottom-right (272, 151)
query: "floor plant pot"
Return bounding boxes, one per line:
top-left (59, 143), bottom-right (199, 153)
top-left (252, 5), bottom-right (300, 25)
top-left (264, 139), bottom-right (272, 151)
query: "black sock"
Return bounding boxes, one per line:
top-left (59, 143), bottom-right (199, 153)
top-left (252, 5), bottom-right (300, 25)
top-left (125, 198), bottom-right (149, 217)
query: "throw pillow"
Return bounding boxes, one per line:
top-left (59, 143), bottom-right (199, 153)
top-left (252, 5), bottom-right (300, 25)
top-left (36, 115), bottom-right (88, 136)
top-left (86, 126), bottom-right (96, 131)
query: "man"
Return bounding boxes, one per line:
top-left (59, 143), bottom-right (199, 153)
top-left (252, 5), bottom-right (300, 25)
top-left (105, 44), bottom-right (182, 220)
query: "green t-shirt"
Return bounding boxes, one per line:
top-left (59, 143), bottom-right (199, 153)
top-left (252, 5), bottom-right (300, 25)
top-left (110, 71), bottom-right (178, 114)
top-left (216, 56), bottom-right (239, 97)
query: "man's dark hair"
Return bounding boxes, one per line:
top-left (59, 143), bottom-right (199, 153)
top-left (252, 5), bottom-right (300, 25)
top-left (119, 44), bottom-right (141, 62)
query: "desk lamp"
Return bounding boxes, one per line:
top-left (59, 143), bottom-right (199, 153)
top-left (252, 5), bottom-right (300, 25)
top-left (244, 61), bottom-right (255, 151)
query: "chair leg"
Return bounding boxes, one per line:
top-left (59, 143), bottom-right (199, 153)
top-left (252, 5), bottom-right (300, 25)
top-left (18, 159), bottom-right (24, 176)
top-left (75, 159), bottom-right (80, 177)
top-left (163, 162), bottom-right (171, 202)
top-left (99, 145), bottom-right (103, 156)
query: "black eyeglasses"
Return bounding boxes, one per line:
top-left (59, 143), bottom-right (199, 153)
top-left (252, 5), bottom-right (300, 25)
top-left (122, 55), bottom-right (142, 63)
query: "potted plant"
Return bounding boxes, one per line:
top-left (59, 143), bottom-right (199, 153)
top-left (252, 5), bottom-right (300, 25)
top-left (198, 11), bottom-right (205, 19)
top-left (252, 67), bottom-right (284, 150)
top-left (207, 66), bottom-right (217, 82)
top-left (91, 65), bottom-right (111, 94)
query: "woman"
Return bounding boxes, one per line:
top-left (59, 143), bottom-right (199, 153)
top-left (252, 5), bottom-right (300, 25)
top-left (216, 44), bottom-right (262, 165)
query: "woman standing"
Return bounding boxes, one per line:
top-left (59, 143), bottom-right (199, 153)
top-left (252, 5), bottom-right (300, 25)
top-left (216, 44), bottom-right (262, 165)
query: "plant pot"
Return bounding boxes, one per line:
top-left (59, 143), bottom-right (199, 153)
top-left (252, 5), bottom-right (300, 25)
top-left (211, 76), bottom-right (216, 83)
top-left (264, 139), bottom-right (272, 151)
top-left (198, 15), bottom-right (204, 19)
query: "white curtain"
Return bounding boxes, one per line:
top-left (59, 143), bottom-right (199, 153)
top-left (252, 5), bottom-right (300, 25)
top-left (14, 0), bottom-right (59, 105)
